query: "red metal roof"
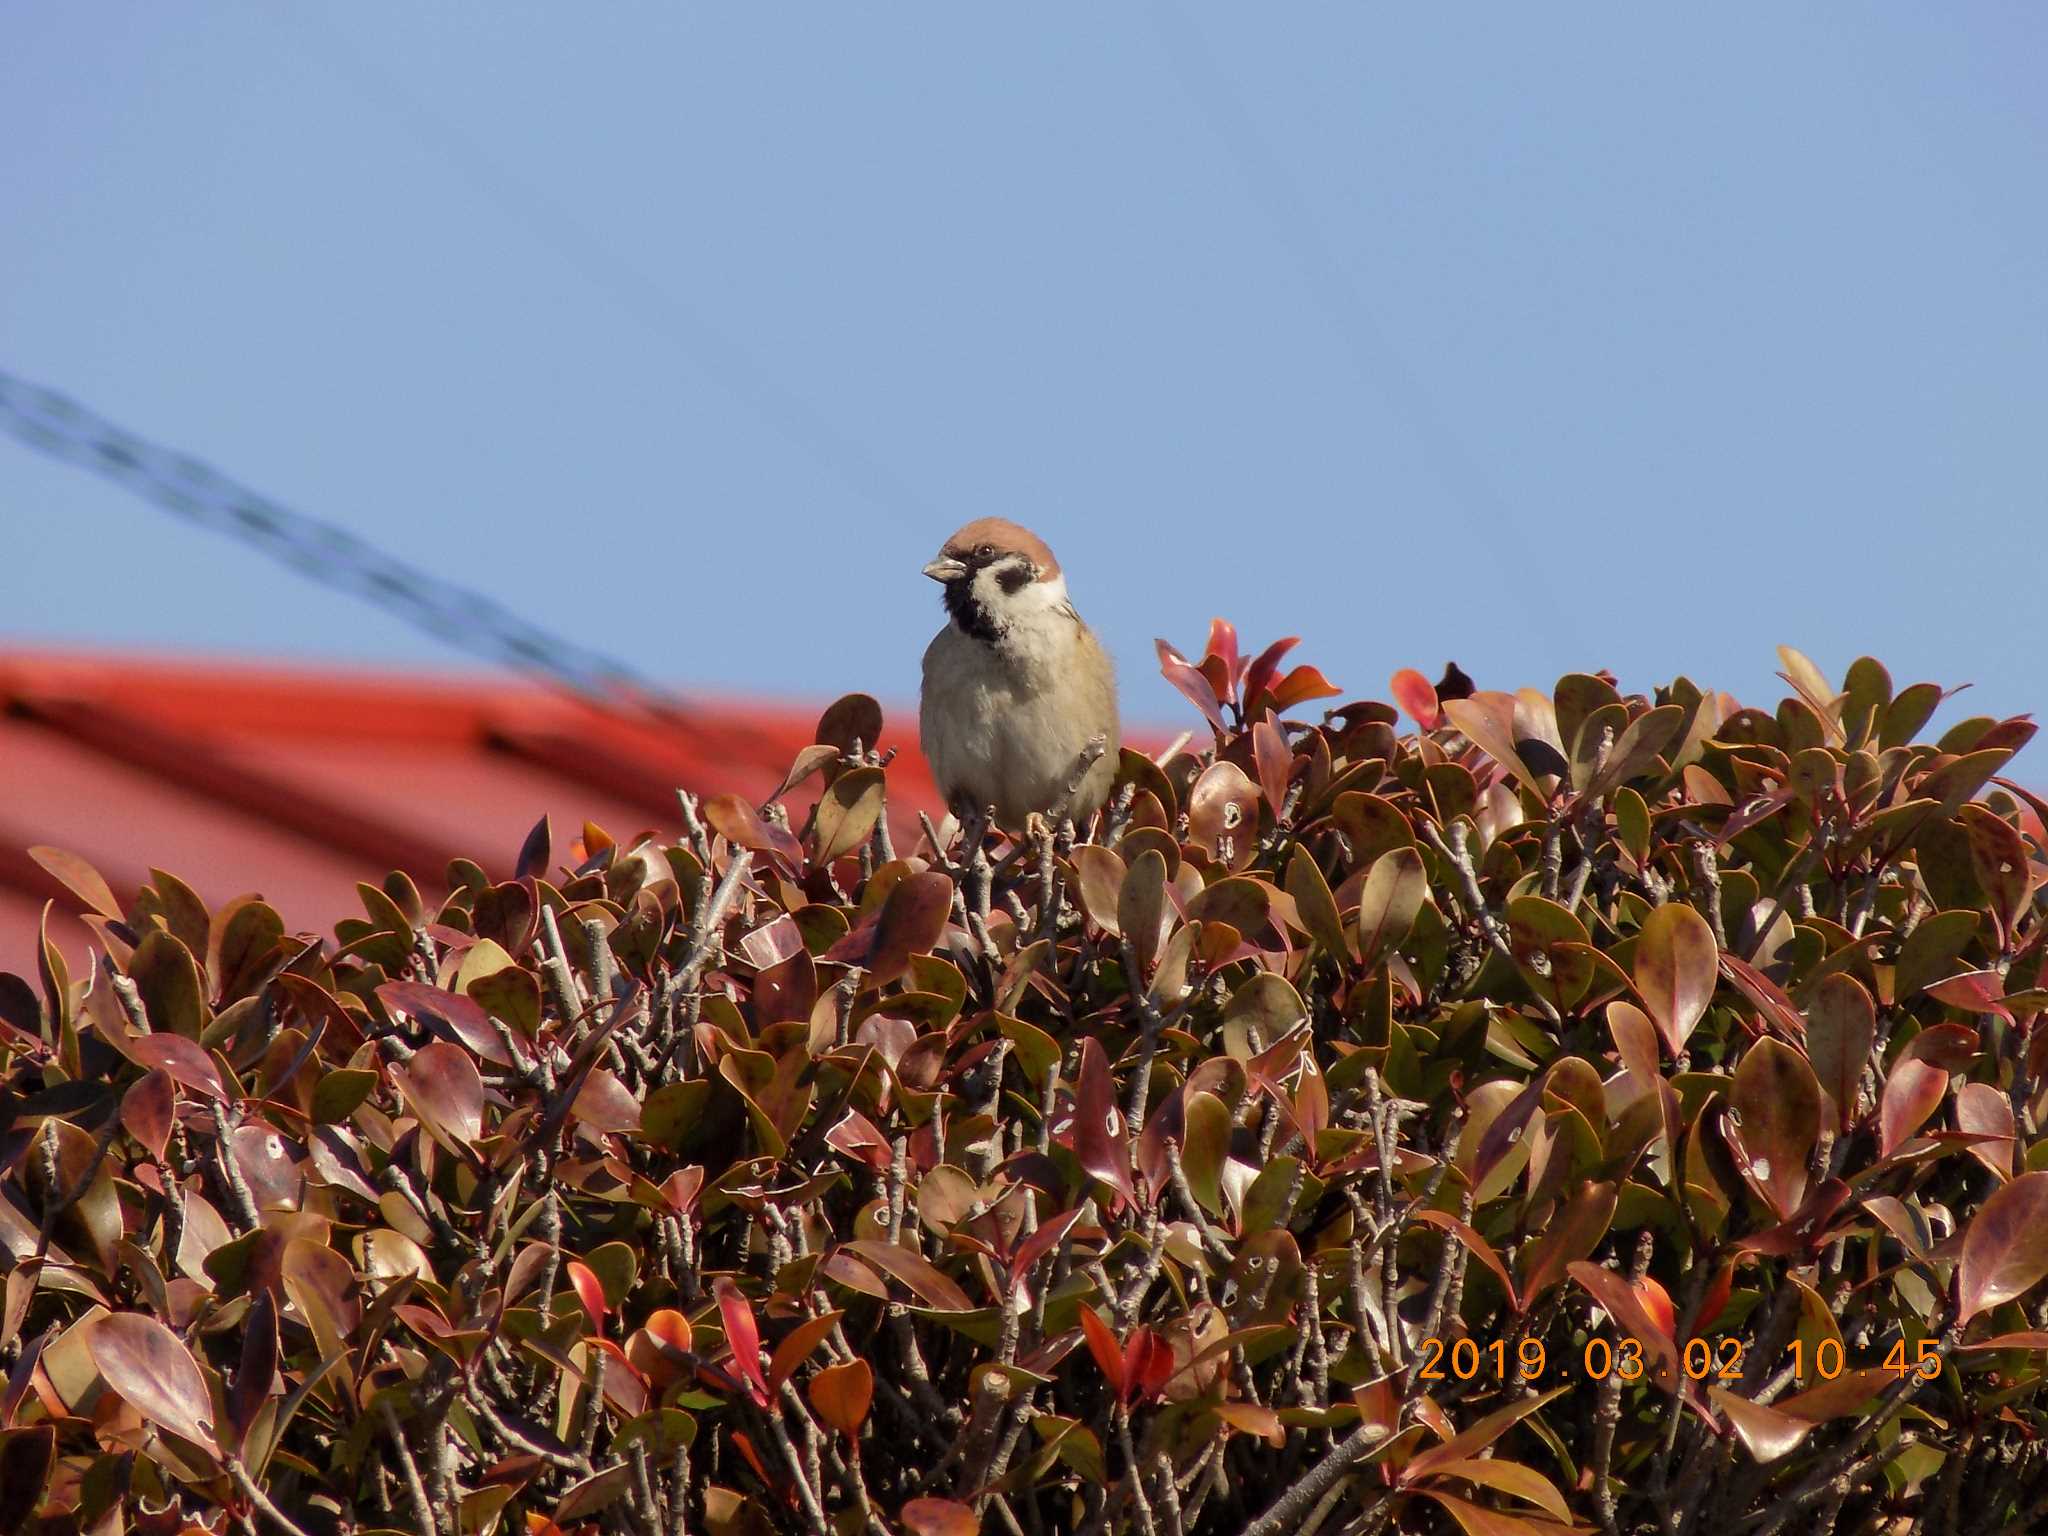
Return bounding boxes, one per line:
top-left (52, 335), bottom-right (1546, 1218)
top-left (0, 649), bottom-right (941, 978)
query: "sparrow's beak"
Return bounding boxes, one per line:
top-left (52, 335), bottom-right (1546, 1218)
top-left (922, 555), bottom-right (968, 583)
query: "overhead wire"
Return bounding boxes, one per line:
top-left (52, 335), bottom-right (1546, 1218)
top-left (0, 367), bottom-right (681, 721)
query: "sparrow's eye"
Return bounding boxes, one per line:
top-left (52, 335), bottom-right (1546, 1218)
top-left (975, 543), bottom-right (994, 558)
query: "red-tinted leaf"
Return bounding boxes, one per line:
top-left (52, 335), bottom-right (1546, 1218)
top-left (1729, 1039), bottom-right (1823, 1220)
top-left (766, 1310), bottom-right (843, 1393)
top-left (0, 1423), bottom-right (55, 1534)
top-left (1634, 902), bottom-right (1718, 1057)
top-left (1241, 636), bottom-right (1301, 715)
top-left (390, 1041), bottom-right (485, 1152)
top-left (230, 1124), bottom-right (301, 1213)
top-left (901, 1498), bottom-right (980, 1536)
top-left (823, 1109), bottom-right (892, 1172)
top-left (567, 1261), bottom-right (607, 1334)
top-left (376, 980), bottom-right (516, 1068)
top-left (1404, 1385), bottom-right (1569, 1481)
top-left (1416, 1491), bottom-right (1561, 1536)
top-left (809, 1359), bottom-right (873, 1437)
top-left (1156, 639), bottom-right (1228, 734)
top-left (1008, 1206), bottom-right (1084, 1285)
top-left (1187, 762), bottom-right (1260, 868)
top-left (867, 872), bottom-right (954, 986)
top-left (1878, 1056), bottom-right (1948, 1157)
top-left (1471, 1073), bottom-right (1547, 1191)
top-left (1710, 1387), bottom-right (1814, 1462)
top-left (1772, 1367), bottom-right (1892, 1421)
top-left (816, 693), bottom-right (884, 756)
top-left (281, 1238), bottom-right (359, 1370)
top-left (554, 1464), bottom-right (632, 1524)
top-left (1071, 1037), bottom-right (1138, 1212)
top-left (1926, 970), bottom-right (2015, 1025)
top-left (1214, 1401), bottom-right (1285, 1446)
top-left (812, 767), bottom-right (887, 864)
top-left (1285, 847), bottom-right (1349, 961)
top-left (1805, 974), bottom-right (1874, 1132)
top-left (1252, 718), bottom-right (1293, 815)
top-left (126, 1033), bottom-right (227, 1103)
top-left (571, 1069), bottom-right (644, 1135)
top-left (1390, 669), bottom-right (1441, 731)
top-left (515, 814), bottom-right (552, 881)
top-left (1078, 1305), bottom-right (1126, 1401)
top-left (1955, 1082), bottom-right (2015, 1178)
top-left (1203, 618), bottom-right (1243, 695)
top-left (27, 847), bottom-right (122, 919)
top-left (714, 1278), bottom-right (770, 1406)
top-left (1268, 664), bottom-right (1344, 711)
top-left (645, 1308), bottom-right (693, 1357)
top-left (1954, 1330), bottom-right (2048, 1354)
top-left (1071, 845), bottom-right (1126, 935)
top-left (1584, 705), bottom-right (1686, 801)
top-left (1720, 952), bottom-right (1808, 1042)
top-left (1412, 1209), bottom-right (1517, 1311)
top-left (84, 1312), bottom-right (219, 1456)
top-left (1129, 1327), bottom-right (1175, 1402)
top-left (1958, 1172), bottom-right (2048, 1323)
top-left (1352, 847), bottom-right (1427, 970)
top-left (1519, 1180), bottom-right (1618, 1303)
top-left (1117, 849), bottom-right (1172, 977)
top-left (1567, 1263), bottom-right (1680, 1393)
top-left (1442, 693), bottom-right (1542, 791)
top-left (837, 1241), bottom-right (975, 1312)
top-left (230, 1293), bottom-right (278, 1444)
top-left (120, 1069), bottom-right (176, 1163)
top-left (1421, 1459), bottom-right (1571, 1525)
top-left (660, 1167), bottom-right (706, 1216)
top-left (701, 794), bottom-right (804, 868)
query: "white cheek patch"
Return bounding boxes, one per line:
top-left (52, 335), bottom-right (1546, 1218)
top-left (971, 567), bottom-right (1015, 615)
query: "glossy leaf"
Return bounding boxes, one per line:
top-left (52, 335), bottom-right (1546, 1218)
top-left (391, 1041), bottom-right (485, 1152)
top-left (1710, 1387), bottom-right (1814, 1462)
top-left (809, 1359), bottom-right (872, 1437)
top-left (813, 767), bottom-right (887, 864)
top-left (901, 1498), bottom-right (980, 1536)
top-left (1117, 848), bottom-right (1170, 979)
top-left (714, 1279), bottom-right (770, 1405)
top-left (27, 847), bottom-right (122, 919)
top-left (1804, 974), bottom-right (1874, 1132)
top-left (1634, 902), bottom-right (1718, 1057)
top-left (867, 871), bottom-right (954, 986)
top-left (1959, 1173), bottom-right (2048, 1323)
top-left (1878, 1056), bottom-right (1948, 1157)
top-left (1352, 846), bottom-right (1426, 970)
top-left (1071, 1037), bottom-right (1139, 1212)
top-left (120, 1069), bottom-right (176, 1163)
top-left (84, 1312), bottom-right (218, 1455)
top-left (1729, 1039), bottom-right (1823, 1220)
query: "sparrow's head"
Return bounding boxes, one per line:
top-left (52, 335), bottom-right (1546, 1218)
top-left (923, 518), bottom-right (1070, 644)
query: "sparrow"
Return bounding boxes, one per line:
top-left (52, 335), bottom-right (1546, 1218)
top-left (919, 517), bottom-right (1120, 833)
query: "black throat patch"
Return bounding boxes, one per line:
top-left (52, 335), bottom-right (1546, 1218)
top-left (941, 552), bottom-right (1033, 646)
top-left (944, 576), bottom-right (1004, 645)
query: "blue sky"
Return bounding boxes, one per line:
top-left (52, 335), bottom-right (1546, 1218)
top-left (3, 7), bottom-right (2044, 731)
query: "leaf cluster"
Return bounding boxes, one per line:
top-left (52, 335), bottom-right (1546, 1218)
top-left (3, 635), bottom-right (2047, 1536)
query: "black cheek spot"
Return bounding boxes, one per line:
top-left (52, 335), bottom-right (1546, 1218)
top-left (997, 564), bottom-right (1031, 595)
